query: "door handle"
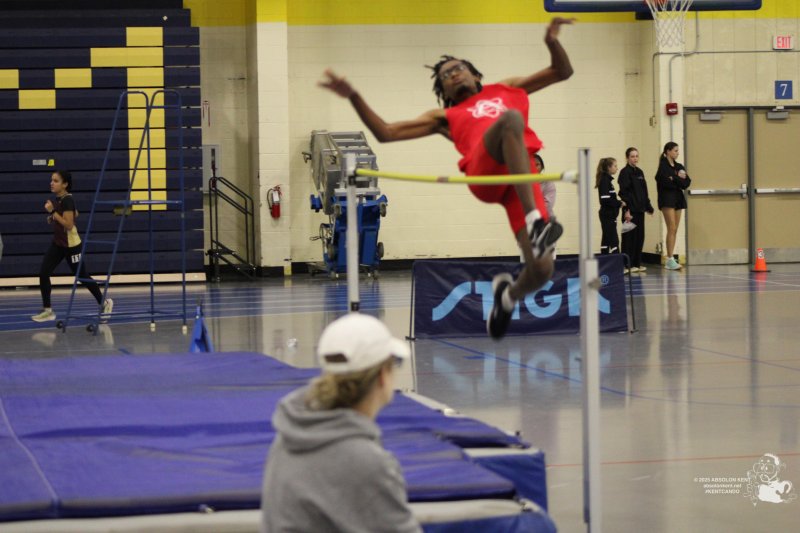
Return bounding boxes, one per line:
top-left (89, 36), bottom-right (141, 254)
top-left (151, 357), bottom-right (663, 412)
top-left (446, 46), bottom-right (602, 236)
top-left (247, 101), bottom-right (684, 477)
top-left (689, 184), bottom-right (748, 199)
top-left (755, 187), bottom-right (800, 194)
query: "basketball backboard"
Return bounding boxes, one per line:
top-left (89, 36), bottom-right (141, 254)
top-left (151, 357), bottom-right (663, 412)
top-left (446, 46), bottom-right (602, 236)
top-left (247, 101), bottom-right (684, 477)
top-left (545, 0), bottom-right (761, 13)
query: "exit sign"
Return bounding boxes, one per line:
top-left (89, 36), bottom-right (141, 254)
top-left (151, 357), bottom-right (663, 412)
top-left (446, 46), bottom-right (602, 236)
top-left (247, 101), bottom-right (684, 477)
top-left (773, 35), bottom-right (794, 50)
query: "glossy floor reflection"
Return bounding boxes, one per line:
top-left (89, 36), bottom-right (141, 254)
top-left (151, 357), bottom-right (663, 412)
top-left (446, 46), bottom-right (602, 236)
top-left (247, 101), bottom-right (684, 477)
top-left (2, 264), bottom-right (799, 532)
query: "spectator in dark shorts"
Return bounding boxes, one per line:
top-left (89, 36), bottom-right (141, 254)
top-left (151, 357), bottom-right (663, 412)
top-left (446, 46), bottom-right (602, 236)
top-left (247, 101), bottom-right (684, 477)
top-left (618, 147), bottom-right (654, 272)
top-left (654, 142), bottom-right (691, 270)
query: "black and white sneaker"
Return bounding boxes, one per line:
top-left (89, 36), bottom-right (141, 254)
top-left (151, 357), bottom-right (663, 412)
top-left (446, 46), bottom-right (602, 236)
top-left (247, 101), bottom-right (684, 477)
top-left (486, 273), bottom-right (514, 340)
top-left (529, 218), bottom-right (563, 259)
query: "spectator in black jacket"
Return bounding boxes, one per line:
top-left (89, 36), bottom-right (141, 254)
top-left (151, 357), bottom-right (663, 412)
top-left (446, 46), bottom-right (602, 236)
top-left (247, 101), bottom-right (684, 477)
top-left (596, 157), bottom-right (623, 256)
top-left (655, 142), bottom-right (691, 270)
top-left (618, 147), bottom-right (654, 272)
top-left (533, 154), bottom-right (556, 219)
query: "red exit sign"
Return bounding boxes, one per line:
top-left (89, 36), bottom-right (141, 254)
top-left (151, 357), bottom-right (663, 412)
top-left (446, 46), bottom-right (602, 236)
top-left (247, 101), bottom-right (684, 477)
top-left (773, 35), bottom-right (794, 50)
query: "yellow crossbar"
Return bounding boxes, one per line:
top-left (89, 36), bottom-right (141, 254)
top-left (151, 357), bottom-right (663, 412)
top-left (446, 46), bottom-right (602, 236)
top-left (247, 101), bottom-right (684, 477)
top-left (355, 168), bottom-right (578, 185)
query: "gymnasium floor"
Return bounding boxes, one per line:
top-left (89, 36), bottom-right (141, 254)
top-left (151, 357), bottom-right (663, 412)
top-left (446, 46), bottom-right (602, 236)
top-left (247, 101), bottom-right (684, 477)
top-left (2, 263), bottom-right (799, 532)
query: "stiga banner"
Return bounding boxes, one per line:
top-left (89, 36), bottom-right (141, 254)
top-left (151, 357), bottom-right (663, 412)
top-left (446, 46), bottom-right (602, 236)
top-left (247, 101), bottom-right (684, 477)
top-left (412, 255), bottom-right (628, 338)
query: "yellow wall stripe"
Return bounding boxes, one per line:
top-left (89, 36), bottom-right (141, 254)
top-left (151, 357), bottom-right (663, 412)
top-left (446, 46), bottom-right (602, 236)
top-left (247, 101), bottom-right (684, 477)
top-left (126, 27), bottom-right (164, 47)
top-left (131, 170), bottom-right (166, 190)
top-left (19, 90), bottom-right (55, 109)
top-left (184, 0), bottom-right (249, 26)
top-left (287, 1), bottom-right (631, 24)
top-left (257, 0), bottom-right (287, 23)
top-left (129, 129), bottom-right (166, 150)
top-left (130, 149), bottom-right (167, 171)
top-left (55, 68), bottom-right (92, 89)
top-left (181, 0), bottom-right (796, 26)
top-left (129, 190), bottom-right (167, 210)
top-left (128, 108), bottom-right (165, 128)
top-left (0, 69), bottom-right (19, 89)
top-left (127, 67), bottom-right (165, 88)
top-left (91, 47), bottom-right (163, 68)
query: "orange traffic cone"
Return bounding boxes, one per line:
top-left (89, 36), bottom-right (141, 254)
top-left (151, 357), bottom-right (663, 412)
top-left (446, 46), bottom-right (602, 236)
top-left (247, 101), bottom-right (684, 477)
top-left (751, 248), bottom-right (770, 273)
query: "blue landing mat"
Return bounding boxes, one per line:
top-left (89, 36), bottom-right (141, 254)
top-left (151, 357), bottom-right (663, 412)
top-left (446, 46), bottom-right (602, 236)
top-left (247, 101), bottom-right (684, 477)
top-left (0, 352), bottom-right (545, 522)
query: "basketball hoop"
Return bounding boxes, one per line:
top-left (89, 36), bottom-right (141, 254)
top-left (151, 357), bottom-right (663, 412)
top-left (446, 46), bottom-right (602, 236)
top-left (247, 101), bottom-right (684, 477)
top-left (645, 0), bottom-right (694, 49)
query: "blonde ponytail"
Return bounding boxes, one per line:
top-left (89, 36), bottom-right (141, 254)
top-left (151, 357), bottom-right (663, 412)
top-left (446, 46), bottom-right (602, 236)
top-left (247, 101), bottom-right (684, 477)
top-left (305, 359), bottom-right (391, 410)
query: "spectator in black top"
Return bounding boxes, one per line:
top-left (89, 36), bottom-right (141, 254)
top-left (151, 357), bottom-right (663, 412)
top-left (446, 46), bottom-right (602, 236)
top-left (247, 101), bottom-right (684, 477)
top-left (32, 170), bottom-right (113, 323)
top-left (655, 142), bottom-right (691, 270)
top-left (596, 157), bottom-right (623, 256)
top-left (618, 147), bottom-right (654, 272)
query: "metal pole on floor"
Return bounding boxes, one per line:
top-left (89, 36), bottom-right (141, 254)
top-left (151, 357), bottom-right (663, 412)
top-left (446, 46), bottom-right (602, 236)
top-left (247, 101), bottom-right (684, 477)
top-left (578, 147), bottom-right (602, 532)
top-left (345, 154), bottom-right (360, 312)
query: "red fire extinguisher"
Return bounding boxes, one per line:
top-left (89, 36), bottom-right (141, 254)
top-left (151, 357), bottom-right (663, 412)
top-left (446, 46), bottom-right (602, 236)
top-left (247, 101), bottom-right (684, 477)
top-left (267, 185), bottom-right (282, 219)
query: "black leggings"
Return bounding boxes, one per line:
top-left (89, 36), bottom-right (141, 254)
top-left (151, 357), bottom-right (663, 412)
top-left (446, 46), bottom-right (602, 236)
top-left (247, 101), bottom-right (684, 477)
top-left (621, 211), bottom-right (645, 268)
top-left (599, 216), bottom-right (619, 255)
top-left (39, 243), bottom-right (103, 308)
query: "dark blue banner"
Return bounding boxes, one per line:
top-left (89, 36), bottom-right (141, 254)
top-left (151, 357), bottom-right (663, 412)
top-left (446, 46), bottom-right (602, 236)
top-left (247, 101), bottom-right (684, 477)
top-left (412, 256), bottom-right (628, 338)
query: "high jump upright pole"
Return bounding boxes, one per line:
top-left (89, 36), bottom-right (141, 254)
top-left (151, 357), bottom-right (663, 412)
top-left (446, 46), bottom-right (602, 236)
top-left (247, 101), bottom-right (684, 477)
top-left (344, 153), bottom-right (360, 312)
top-left (578, 147), bottom-right (602, 532)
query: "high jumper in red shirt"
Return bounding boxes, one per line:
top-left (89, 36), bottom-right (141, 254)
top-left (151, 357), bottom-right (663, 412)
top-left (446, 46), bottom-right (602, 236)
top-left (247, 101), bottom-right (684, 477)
top-left (320, 17), bottom-right (575, 339)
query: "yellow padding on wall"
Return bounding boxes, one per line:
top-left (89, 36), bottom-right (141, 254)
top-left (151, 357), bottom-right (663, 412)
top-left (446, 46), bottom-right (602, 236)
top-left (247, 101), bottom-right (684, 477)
top-left (128, 109), bottom-right (165, 129)
top-left (91, 47), bottom-right (163, 67)
top-left (127, 67), bottom-right (164, 88)
top-left (55, 68), bottom-right (92, 88)
top-left (129, 190), bottom-right (167, 211)
top-left (129, 129), bottom-right (166, 150)
top-left (19, 90), bottom-right (55, 109)
top-left (130, 169), bottom-right (167, 189)
top-left (139, 88), bottom-right (167, 106)
top-left (126, 27), bottom-right (163, 47)
top-left (130, 168), bottom-right (167, 211)
top-left (0, 69), bottom-right (19, 89)
top-left (130, 148), bottom-right (166, 170)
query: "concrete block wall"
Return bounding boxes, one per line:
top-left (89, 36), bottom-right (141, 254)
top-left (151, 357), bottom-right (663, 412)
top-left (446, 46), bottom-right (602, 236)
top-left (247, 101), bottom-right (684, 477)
top-left (187, 0), bottom-right (796, 269)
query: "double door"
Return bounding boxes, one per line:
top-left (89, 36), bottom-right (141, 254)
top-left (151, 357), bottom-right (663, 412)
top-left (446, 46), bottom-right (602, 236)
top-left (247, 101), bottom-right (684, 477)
top-left (685, 107), bottom-right (800, 265)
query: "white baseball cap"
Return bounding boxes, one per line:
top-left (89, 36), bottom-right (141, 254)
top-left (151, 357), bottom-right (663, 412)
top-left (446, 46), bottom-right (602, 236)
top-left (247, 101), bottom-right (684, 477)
top-left (317, 314), bottom-right (410, 374)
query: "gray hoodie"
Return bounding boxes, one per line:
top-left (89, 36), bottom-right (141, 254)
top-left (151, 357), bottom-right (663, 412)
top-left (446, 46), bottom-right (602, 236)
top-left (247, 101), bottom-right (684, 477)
top-left (260, 387), bottom-right (421, 533)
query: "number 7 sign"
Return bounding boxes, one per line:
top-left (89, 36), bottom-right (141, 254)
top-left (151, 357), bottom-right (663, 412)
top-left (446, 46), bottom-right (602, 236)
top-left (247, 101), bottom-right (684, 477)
top-left (775, 80), bottom-right (793, 100)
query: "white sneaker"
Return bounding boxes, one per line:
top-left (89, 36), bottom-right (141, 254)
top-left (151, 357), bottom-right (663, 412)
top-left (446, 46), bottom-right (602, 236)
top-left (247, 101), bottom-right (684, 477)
top-left (665, 257), bottom-right (681, 270)
top-left (101, 298), bottom-right (114, 323)
top-left (638, 265), bottom-right (647, 272)
top-left (32, 309), bottom-right (56, 322)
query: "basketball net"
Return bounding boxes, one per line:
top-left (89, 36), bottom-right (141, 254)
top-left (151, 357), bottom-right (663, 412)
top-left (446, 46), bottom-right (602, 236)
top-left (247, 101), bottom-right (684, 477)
top-left (645, 0), bottom-right (694, 49)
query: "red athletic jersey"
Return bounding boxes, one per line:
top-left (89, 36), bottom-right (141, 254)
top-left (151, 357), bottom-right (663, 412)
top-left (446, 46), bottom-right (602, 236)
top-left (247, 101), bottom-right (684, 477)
top-left (445, 83), bottom-right (543, 174)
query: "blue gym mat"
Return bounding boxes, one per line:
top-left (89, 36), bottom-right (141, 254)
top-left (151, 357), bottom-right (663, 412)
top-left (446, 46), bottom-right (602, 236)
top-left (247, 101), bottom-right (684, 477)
top-left (0, 352), bottom-right (547, 523)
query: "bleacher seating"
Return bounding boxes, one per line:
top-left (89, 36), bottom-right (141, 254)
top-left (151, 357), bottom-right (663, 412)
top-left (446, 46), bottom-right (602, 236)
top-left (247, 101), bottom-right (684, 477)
top-left (0, 0), bottom-right (203, 278)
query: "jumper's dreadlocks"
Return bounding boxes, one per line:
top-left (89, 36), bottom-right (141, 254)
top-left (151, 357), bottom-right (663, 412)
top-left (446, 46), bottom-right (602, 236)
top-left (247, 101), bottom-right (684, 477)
top-left (426, 55), bottom-right (483, 108)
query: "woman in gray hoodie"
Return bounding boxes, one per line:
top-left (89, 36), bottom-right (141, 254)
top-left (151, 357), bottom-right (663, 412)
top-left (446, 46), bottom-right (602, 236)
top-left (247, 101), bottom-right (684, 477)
top-left (261, 313), bottom-right (420, 533)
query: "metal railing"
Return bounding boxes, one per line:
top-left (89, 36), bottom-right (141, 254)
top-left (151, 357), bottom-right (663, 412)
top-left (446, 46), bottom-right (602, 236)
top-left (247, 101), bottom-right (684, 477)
top-left (207, 176), bottom-right (256, 281)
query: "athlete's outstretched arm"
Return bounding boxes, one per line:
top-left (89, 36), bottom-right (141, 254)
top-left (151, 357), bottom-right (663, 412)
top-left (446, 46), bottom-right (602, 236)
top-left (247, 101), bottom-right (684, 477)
top-left (319, 69), bottom-right (446, 142)
top-left (501, 17), bottom-right (575, 94)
